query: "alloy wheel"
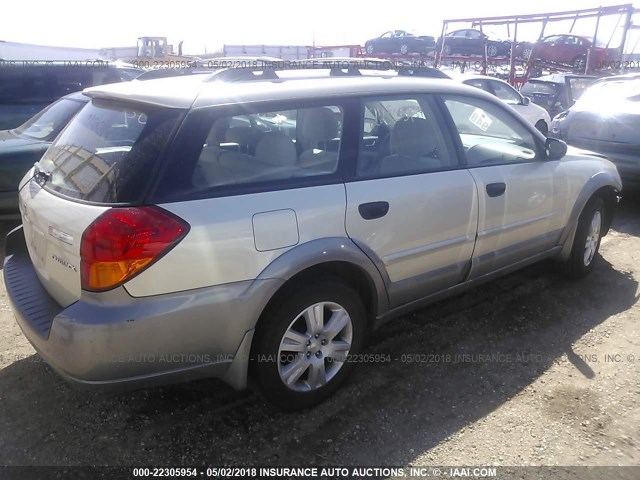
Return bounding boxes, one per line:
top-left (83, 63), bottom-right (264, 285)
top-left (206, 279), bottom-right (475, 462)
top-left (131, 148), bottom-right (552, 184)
top-left (583, 210), bottom-right (602, 266)
top-left (277, 301), bottom-right (353, 392)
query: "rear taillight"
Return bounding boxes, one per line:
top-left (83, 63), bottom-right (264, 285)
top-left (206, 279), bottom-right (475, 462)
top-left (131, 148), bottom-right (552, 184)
top-left (80, 207), bottom-right (189, 292)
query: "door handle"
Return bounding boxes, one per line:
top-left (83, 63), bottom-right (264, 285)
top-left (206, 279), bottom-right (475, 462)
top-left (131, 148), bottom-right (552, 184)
top-left (486, 182), bottom-right (506, 197)
top-left (358, 201), bottom-right (389, 220)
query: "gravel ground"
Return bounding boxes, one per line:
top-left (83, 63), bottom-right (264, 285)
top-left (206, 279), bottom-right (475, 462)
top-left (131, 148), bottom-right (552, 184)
top-left (0, 197), bottom-right (638, 469)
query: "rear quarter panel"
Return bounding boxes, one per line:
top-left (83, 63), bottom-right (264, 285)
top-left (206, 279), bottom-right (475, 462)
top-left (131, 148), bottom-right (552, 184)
top-left (125, 185), bottom-right (348, 297)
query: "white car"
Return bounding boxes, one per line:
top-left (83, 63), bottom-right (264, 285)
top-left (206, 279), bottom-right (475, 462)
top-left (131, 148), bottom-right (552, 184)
top-left (4, 65), bottom-right (621, 410)
top-left (461, 74), bottom-right (552, 135)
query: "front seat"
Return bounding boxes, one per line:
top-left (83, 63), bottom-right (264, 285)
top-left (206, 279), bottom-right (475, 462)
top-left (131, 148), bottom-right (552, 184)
top-left (380, 117), bottom-right (442, 175)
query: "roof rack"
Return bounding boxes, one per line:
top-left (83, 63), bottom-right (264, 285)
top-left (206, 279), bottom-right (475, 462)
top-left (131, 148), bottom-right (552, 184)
top-left (204, 58), bottom-right (450, 82)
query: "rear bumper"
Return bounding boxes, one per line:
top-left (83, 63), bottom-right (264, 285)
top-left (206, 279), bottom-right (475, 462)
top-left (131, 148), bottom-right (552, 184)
top-left (3, 225), bottom-right (283, 389)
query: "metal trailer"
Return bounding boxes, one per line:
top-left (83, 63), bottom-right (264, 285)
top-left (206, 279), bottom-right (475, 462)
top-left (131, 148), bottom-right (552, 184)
top-left (435, 4), bottom-right (639, 87)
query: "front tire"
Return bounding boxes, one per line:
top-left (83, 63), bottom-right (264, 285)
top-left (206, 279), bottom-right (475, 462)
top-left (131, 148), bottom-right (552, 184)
top-left (252, 280), bottom-right (366, 410)
top-left (487, 44), bottom-right (499, 57)
top-left (560, 197), bottom-right (605, 279)
top-left (366, 44), bottom-right (375, 55)
top-left (400, 44), bottom-right (409, 55)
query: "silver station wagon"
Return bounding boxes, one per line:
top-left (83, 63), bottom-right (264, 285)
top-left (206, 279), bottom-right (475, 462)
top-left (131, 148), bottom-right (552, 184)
top-left (4, 65), bottom-right (621, 409)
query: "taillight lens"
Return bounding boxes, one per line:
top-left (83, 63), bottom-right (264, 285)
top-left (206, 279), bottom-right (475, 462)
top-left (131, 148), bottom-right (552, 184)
top-left (80, 207), bottom-right (189, 292)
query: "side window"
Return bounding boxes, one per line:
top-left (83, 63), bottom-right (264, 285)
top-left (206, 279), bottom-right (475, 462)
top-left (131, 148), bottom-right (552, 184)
top-left (442, 95), bottom-right (538, 166)
top-left (357, 97), bottom-right (455, 178)
top-left (465, 79), bottom-right (489, 92)
top-left (192, 105), bottom-right (342, 189)
top-left (490, 81), bottom-right (521, 105)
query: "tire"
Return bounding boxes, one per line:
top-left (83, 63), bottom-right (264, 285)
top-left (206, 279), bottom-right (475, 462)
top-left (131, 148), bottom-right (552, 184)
top-left (487, 44), bottom-right (499, 57)
top-left (366, 44), bottom-right (375, 55)
top-left (521, 47), bottom-right (532, 60)
top-left (252, 279), bottom-right (366, 410)
top-left (560, 197), bottom-right (605, 279)
top-left (573, 55), bottom-right (587, 72)
top-left (400, 44), bottom-right (409, 55)
top-left (442, 44), bottom-right (452, 56)
top-left (535, 120), bottom-right (548, 136)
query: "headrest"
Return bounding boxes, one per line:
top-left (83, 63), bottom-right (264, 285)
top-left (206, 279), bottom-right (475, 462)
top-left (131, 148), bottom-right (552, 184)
top-left (300, 107), bottom-right (340, 144)
top-left (255, 132), bottom-right (297, 167)
top-left (391, 117), bottom-right (436, 157)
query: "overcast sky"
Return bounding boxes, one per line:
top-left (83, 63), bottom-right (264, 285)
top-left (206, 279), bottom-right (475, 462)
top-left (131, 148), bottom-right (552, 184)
top-left (2, 0), bottom-right (638, 53)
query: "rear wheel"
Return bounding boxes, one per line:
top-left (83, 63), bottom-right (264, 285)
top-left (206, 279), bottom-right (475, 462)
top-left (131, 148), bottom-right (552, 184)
top-left (560, 197), bottom-right (605, 278)
top-left (252, 280), bottom-right (366, 410)
top-left (487, 44), bottom-right (499, 57)
top-left (400, 44), bottom-right (409, 55)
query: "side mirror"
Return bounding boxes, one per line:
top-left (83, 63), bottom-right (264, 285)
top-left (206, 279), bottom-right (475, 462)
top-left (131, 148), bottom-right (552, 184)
top-left (521, 96), bottom-right (531, 106)
top-left (545, 137), bottom-right (567, 160)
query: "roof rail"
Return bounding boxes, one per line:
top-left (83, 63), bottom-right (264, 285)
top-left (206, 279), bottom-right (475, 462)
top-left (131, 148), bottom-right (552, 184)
top-left (204, 57), bottom-right (449, 82)
top-left (130, 57), bottom-right (449, 83)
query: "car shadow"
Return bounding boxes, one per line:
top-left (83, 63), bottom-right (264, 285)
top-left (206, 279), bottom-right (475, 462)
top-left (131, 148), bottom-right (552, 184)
top-left (0, 252), bottom-right (636, 466)
top-left (612, 191), bottom-right (640, 237)
top-left (0, 221), bottom-right (20, 268)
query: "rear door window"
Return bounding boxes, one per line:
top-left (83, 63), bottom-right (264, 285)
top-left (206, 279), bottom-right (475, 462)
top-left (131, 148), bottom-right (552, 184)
top-left (39, 100), bottom-right (182, 203)
top-left (357, 96), bottom-right (456, 178)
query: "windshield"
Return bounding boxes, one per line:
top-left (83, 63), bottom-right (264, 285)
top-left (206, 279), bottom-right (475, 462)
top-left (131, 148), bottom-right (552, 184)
top-left (13, 98), bottom-right (86, 140)
top-left (39, 100), bottom-right (182, 204)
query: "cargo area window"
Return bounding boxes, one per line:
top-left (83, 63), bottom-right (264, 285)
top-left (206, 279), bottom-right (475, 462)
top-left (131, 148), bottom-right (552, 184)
top-left (189, 105), bottom-right (343, 189)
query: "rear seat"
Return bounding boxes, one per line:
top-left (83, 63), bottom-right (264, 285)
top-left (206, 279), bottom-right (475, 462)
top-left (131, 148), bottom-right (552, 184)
top-left (195, 131), bottom-right (298, 187)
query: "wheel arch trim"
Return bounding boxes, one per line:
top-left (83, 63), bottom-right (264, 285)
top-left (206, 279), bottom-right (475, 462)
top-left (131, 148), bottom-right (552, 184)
top-left (254, 237), bottom-right (389, 316)
top-left (558, 172), bottom-right (621, 260)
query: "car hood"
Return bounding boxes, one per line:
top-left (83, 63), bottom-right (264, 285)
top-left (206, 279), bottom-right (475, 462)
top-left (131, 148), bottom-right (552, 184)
top-left (0, 130), bottom-right (47, 152)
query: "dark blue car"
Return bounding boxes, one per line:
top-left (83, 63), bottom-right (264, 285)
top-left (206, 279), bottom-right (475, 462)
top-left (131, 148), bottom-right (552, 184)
top-left (0, 92), bottom-right (89, 218)
top-left (365, 30), bottom-right (436, 55)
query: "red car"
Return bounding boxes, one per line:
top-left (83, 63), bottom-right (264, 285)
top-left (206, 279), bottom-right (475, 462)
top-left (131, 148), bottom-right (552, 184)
top-left (530, 34), bottom-right (619, 72)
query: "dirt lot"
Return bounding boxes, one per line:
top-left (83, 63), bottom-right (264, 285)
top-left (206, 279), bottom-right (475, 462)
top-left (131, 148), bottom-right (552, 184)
top-left (0, 196), bottom-right (639, 469)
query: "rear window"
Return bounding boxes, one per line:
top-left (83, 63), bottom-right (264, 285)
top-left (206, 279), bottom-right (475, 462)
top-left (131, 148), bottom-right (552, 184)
top-left (39, 100), bottom-right (181, 204)
top-left (521, 81), bottom-right (558, 97)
